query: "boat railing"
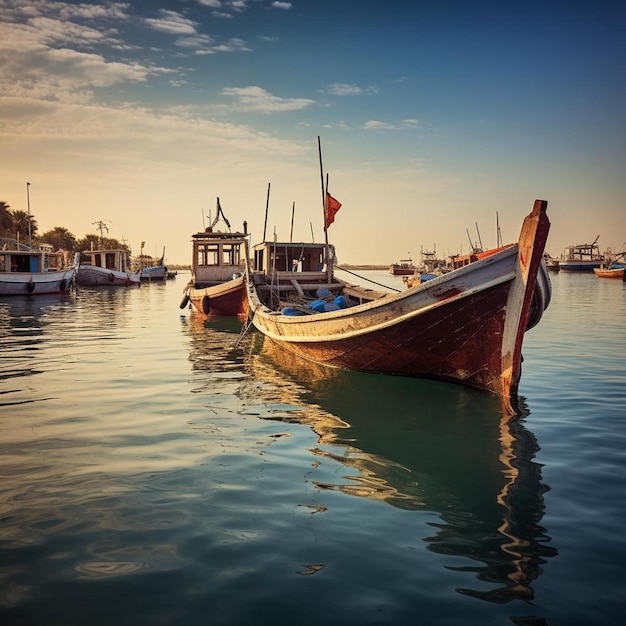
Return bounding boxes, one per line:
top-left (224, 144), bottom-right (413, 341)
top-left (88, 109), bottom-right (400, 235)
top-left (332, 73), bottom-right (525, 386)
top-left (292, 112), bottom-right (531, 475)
top-left (0, 238), bottom-right (38, 252)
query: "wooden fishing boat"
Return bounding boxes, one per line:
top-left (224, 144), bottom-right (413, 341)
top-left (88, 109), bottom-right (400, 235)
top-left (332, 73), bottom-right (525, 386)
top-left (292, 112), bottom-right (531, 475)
top-left (389, 258), bottom-right (416, 275)
top-left (593, 267), bottom-right (625, 279)
top-left (0, 239), bottom-right (79, 296)
top-left (180, 198), bottom-right (249, 317)
top-left (245, 199), bottom-right (551, 416)
top-left (76, 247), bottom-right (140, 286)
top-left (593, 250), bottom-right (626, 279)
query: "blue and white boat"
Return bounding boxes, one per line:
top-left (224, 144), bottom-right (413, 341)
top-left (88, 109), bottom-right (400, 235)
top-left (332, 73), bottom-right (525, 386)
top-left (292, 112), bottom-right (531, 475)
top-left (0, 239), bottom-right (79, 296)
top-left (134, 244), bottom-right (168, 281)
top-left (559, 237), bottom-right (604, 272)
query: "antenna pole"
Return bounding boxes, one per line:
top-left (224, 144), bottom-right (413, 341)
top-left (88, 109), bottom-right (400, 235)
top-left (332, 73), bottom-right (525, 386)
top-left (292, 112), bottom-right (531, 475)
top-left (26, 182), bottom-right (32, 247)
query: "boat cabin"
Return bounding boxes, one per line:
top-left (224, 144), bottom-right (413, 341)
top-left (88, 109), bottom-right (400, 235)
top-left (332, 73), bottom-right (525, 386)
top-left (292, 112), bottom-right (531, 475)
top-left (0, 241), bottom-right (50, 273)
top-left (249, 240), bottom-right (344, 303)
top-left (251, 241), bottom-right (328, 275)
top-left (191, 229), bottom-right (248, 287)
top-left (81, 248), bottom-right (132, 272)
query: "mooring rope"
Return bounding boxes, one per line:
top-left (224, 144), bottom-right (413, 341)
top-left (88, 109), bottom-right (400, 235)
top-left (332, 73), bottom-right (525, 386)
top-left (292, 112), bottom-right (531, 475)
top-left (234, 316), bottom-right (255, 347)
top-left (334, 265), bottom-right (402, 293)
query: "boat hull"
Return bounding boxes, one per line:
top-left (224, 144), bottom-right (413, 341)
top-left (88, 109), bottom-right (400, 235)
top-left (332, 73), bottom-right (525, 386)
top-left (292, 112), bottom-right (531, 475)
top-left (559, 261), bottom-right (601, 272)
top-left (139, 266), bottom-right (168, 281)
top-left (0, 267), bottom-right (77, 296)
top-left (247, 200), bottom-right (551, 415)
top-left (187, 275), bottom-right (247, 317)
top-left (593, 267), bottom-right (624, 279)
top-left (76, 265), bottom-right (140, 286)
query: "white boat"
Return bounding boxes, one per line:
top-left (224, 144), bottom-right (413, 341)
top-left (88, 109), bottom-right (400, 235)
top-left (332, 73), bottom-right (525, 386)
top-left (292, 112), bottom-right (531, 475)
top-left (0, 239), bottom-right (79, 296)
top-left (76, 247), bottom-right (140, 286)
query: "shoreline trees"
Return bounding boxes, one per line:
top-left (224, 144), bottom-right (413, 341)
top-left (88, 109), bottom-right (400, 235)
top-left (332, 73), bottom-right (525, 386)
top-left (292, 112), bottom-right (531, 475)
top-left (0, 200), bottom-right (128, 253)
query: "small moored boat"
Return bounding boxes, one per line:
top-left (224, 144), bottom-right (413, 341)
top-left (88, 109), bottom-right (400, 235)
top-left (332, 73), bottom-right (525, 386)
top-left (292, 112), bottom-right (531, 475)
top-left (180, 198), bottom-right (249, 317)
top-left (76, 247), bottom-right (140, 286)
top-left (593, 267), bottom-right (624, 279)
top-left (0, 239), bottom-right (79, 296)
top-left (389, 258), bottom-right (416, 276)
top-left (593, 249), bottom-right (626, 279)
top-left (134, 244), bottom-right (168, 281)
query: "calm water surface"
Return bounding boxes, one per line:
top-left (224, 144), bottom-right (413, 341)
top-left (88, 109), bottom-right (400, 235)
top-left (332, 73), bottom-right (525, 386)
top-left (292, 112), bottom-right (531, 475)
top-left (1, 271), bottom-right (625, 625)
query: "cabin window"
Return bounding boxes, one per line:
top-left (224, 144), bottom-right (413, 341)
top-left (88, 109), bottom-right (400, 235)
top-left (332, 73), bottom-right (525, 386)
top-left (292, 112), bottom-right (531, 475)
top-left (271, 252), bottom-right (287, 272)
top-left (302, 251), bottom-right (324, 272)
top-left (254, 249), bottom-right (265, 272)
top-left (0, 254), bottom-right (7, 272)
top-left (105, 252), bottom-right (116, 270)
top-left (197, 243), bottom-right (219, 267)
top-left (222, 244), bottom-right (240, 266)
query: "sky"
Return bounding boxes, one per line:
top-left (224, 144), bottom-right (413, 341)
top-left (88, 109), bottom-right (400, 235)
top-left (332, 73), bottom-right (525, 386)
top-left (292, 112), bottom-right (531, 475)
top-left (1, 0), bottom-right (624, 265)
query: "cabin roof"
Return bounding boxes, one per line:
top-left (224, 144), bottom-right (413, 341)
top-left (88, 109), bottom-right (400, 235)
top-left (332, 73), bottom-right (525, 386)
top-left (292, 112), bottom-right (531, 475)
top-left (252, 241), bottom-right (327, 251)
top-left (191, 230), bottom-right (247, 241)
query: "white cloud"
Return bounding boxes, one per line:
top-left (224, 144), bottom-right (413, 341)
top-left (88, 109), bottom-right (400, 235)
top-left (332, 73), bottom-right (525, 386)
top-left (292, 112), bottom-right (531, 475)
top-left (324, 83), bottom-right (377, 96)
top-left (145, 10), bottom-right (199, 35)
top-left (195, 38), bottom-right (251, 54)
top-left (272, 2), bottom-right (293, 9)
top-left (363, 120), bottom-right (395, 130)
top-left (363, 119), bottom-right (420, 131)
top-left (220, 86), bottom-right (316, 112)
top-left (30, 16), bottom-right (122, 47)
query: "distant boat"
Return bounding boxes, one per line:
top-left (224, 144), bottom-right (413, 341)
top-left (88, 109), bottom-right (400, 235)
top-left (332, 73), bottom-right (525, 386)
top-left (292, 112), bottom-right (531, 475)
top-left (389, 258), bottom-right (416, 275)
top-left (593, 267), bottom-right (624, 279)
top-left (138, 265), bottom-right (168, 281)
top-left (134, 244), bottom-right (168, 281)
top-left (245, 199), bottom-right (551, 416)
top-left (179, 198), bottom-right (248, 317)
top-left (593, 251), bottom-right (626, 279)
top-left (543, 254), bottom-right (560, 271)
top-left (559, 237), bottom-right (604, 272)
top-left (0, 238), bottom-right (79, 296)
top-left (76, 247), bottom-right (140, 287)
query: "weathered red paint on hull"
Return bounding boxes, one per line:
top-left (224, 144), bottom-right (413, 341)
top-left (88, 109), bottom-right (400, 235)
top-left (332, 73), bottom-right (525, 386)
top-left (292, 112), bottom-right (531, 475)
top-left (190, 281), bottom-right (247, 317)
top-left (247, 200), bottom-right (551, 415)
top-left (266, 281), bottom-right (509, 392)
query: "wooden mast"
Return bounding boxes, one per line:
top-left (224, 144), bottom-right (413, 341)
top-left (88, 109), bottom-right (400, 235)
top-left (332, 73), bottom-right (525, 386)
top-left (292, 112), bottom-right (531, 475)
top-left (317, 136), bottom-right (332, 283)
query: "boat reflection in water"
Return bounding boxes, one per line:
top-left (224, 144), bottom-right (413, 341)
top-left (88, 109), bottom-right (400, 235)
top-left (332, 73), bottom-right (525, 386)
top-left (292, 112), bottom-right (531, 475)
top-left (239, 333), bottom-right (558, 605)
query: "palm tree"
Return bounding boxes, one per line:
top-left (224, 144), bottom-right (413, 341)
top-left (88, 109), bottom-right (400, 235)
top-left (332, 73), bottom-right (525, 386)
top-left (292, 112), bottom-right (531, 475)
top-left (76, 234), bottom-right (127, 252)
top-left (11, 210), bottom-right (38, 244)
top-left (75, 234), bottom-right (101, 252)
top-left (0, 201), bottom-right (13, 237)
top-left (40, 226), bottom-right (77, 252)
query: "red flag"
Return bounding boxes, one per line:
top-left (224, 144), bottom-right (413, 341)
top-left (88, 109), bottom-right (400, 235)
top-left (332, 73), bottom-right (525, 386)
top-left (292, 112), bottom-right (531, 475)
top-left (325, 192), bottom-right (342, 228)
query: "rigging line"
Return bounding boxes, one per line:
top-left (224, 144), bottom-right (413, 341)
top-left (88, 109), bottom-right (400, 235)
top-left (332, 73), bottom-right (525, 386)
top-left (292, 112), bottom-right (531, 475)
top-left (234, 316), bottom-right (254, 347)
top-left (334, 265), bottom-right (402, 293)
